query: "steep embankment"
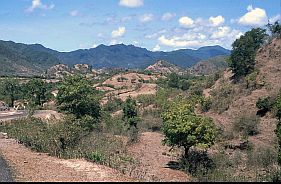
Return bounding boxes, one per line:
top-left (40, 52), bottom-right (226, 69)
top-left (204, 38), bottom-right (281, 148)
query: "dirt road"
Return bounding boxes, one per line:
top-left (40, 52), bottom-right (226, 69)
top-left (0, 136), bottom-right (134, 182)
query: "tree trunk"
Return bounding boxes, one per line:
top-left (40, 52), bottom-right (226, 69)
top-left (184, 147), bottom-right (190, 158)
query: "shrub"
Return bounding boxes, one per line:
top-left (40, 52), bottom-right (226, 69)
top-left (136, 94), bottom-right (156, 108)
top-left (103, 97), bottom-right (123, 112)
top-left (162, 97), bottom-right (217, 157)
top-left (233, 114), bottom-right (260, 136)
top-left (200, 97), bottom-right (212, 113)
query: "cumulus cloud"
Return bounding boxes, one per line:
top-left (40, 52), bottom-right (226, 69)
top-left (69, 10), bottom-right (79, 17)
top-left (179, 16), bottom-right (194, 28)
top-left (26, 0), bottom-right (54, 12)
top-left (139, 13), bottom-right (154, 23)
top-left (119, 0), bottom-right (143, 8)
top-left (161, 12), bottom-right (176, 21)
top-left (238, 5), bottom-right (268, 26)
top-left (111, 27), bottom-right (126, 38)
top-left (152, 44), bottom-right (161, 51)
top-left (157, 24), bottom-right (242, 49)
top-left (209, 15), bottom-right (225, 26)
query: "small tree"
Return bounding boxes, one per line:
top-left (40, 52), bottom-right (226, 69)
top-left (56, 75), bottom-right (101, 130)
top-left (168, 73), bottom-right (179, 88)
top-left (25, 79), bottom-right (49, 107)
top-left (123, 96), bottom-right (140, 142)
top-left (0, 78), bottom-right (21, 107)
top-left (162, 98), bottom-right (217, 157)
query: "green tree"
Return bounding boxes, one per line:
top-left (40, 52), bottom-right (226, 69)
top-left (0, 78), bottom-right (21, 107)
top-left (122, 96), bottom-right (139, 129)
top-left (25, 79), bottom-right (49, 107)
top-left (168, 73), bottom-right (179, 88)
top-left (162, 98), bottom-right (217, 157)
top-left (56, 75), bottom-right (101, 122)
top-left (229, 28), bottom-right (267, 79)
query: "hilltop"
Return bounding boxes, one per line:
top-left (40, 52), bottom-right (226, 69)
top-left (145, 60), bottom-right (186, 75)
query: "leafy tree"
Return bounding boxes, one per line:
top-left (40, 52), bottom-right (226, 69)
top-left (25, 79), bottom-right (50, 107)
top-left (56, 75), bottom-right (101, 122)
top-left (168, 73), bottom-right (179, 88)
top-left (122, 96), bottom-right (140, 129)
top-left (229, 28), bottom-right (267, 79)
top-left (0, 78), bottom-right (21, 107)
top-left (162, 97), bottom-right (217, 157)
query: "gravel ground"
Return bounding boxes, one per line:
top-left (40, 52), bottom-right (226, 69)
top-left (0, 155), bottom-right (13, 182)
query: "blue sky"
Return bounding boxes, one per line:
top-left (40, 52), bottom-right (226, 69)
top-left (0, 0), bottom-right (280, 51)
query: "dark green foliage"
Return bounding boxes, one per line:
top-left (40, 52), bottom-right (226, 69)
top-left (103, 96), bottom-right (123, 112)
top-left (167, 73), bottom-right (180, 88)
top-left (200, 97), bottom-right (212, 113)
top-left (56, 75), bottom-right (101, 119)
top-left (0, 78), bottom-right (22, 106)
top-left (256, 97), bottom-right (272, 116)
top-left (24, 79), bottom-right (50, 107)
top-left (229, 28), bottom-right (267, 79)
top-left (122, 96), bottom-right (139, 129)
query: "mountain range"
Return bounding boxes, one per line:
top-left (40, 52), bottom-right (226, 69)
top-left (0, 40), bottom-right (231, 76)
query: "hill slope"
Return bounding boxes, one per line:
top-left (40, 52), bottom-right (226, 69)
top-left (0, 40), bottom-right (230, 75)
top-left (188, 55), bottom-right (228, 75)
top-left (0, 41), bottom-right (60, 76)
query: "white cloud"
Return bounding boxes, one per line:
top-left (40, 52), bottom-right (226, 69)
top-left (179, 16), bottom-right (194, 28)
top-left (139, 13), bottom-right (154, 23)
top-left (157, 24), bottom-right (243, 49)
top-left (109, 40), bottom-right (122, 45)
top-left (161, 12), bottom-right (176, 21)
top-left (119, 0), bottom-right (143, 8)
top-left (238, 5), bottom-right (268, 26)
top-left (209, 15), bottom-right (225, 27)
top-left (111, 27), bottom-right (126, 38)
top-left (269, 14), bottom-right (281, 23)
top-left (211, 26), bottom-right (231, 39)
top-left (26, 0), bottom-right (55, 12)
top-left (152, 44), bottom-right (161, 51)
top-left (70, 10), bottom-right (79, 17)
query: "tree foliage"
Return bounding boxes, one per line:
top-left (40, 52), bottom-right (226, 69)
top-left (0, 78), bottom-right (21, 106)
top-left (56, 75), bottom-right (101, 128)
top-left (229, 28), bottom-right (267, 79)
top-left (122, 96), bottom-right (139, 129)
top-left (162, 97), bottom-right (217, 157)
top-left (268, 21), bottom-right (281, 38)
top-left (25, 79), bottom-right (50, 107)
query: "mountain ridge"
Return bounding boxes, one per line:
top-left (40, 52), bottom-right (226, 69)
top-left (0, 40), bottom-right (231, 76)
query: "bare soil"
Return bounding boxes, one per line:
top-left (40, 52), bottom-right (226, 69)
top-left (128, 132), bottom-right (191, 182)
top-left (0, 136), bottom-right (134, 182)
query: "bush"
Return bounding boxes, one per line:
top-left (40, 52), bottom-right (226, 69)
top-left (103, 97), bottom-right (123, 112)
top-left (233, 114), bottom-right (260, 136)
top-left (200, 97), bottom-right (212, 113)
top-left (136, 94), bottom-right (156, 108)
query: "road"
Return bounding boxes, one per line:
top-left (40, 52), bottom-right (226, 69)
top-left (0, 155), bottom-right (14, 182)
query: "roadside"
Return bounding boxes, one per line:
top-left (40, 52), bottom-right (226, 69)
top-left (0, 135), bottom-right (134, 182)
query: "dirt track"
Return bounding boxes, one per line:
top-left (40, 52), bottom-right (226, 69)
top-left (0, 136), bottom-right (134, 182)
top-left (128, 132), bottom-right (190, 182)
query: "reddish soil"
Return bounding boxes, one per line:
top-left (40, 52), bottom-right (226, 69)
top-left (128, 132), bottom-right (191, 182)
top-left (0, 136), bottom-right (134, 182)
